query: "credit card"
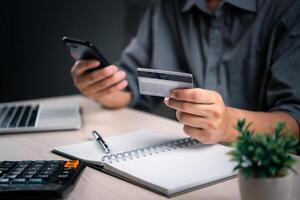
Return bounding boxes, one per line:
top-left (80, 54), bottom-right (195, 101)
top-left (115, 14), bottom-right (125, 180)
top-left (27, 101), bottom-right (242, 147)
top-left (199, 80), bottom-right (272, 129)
top-left (137, 68), bottom-right (193, 97)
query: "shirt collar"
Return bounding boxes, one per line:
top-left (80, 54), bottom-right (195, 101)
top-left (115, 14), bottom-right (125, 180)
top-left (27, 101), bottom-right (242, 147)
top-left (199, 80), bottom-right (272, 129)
top-left (181, 0), bottom-right (257, 13)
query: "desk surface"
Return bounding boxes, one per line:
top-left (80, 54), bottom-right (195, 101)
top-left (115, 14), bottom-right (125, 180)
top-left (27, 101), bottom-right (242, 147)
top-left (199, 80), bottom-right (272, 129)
top-left (0, 95), bottom-right (245, 200)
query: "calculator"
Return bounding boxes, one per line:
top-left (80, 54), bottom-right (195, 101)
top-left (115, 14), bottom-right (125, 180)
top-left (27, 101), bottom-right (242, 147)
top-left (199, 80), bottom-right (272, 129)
top-left (0, 160), bottom-right (85, 199)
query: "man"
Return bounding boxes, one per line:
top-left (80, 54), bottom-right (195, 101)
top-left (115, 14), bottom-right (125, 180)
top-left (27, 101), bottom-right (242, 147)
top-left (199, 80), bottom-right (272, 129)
top-left (71, 0), bottom-right (300, 144)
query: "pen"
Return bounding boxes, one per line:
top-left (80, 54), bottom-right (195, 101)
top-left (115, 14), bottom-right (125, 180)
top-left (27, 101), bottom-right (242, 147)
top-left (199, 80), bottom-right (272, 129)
top-left (92, 130), bottom-right (110, 154)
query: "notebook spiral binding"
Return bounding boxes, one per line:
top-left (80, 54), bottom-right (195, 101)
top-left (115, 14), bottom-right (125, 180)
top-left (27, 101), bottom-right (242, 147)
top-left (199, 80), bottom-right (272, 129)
top-left (101, 137), bottom-right (199, 164)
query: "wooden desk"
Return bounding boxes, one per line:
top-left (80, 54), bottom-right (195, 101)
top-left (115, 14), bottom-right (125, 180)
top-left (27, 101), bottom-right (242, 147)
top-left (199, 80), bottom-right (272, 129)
top-left (4, 95), bottom-right (296, 200)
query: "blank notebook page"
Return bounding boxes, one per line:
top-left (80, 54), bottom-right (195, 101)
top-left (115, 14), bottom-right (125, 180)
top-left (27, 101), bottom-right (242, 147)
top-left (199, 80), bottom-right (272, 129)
top-left (105, 134), bottom-right (235, 195)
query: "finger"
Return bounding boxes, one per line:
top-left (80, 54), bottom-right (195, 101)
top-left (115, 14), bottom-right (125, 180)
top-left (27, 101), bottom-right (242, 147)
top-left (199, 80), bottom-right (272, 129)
top-left (176, 111), bottom-right (210, 129)
top-left (77, 65), bottom-right (118, 87)
top-left (169, 88), bottom-right (219, 104)
top-left (165, 97), bottom-right (210, 117)
top-left (71, 60), bottom-right (100, 76)
top-left (84, 70), bottom-right (126, 94)
top-left (183, 125), bottom-right (213, 144)
top-left (95, 80), bottom-right (128, 98)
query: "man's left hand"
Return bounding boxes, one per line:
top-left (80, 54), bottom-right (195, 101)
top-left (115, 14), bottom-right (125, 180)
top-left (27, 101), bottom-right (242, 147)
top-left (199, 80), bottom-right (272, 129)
top-left (164, 88), bottom-right (229, 144)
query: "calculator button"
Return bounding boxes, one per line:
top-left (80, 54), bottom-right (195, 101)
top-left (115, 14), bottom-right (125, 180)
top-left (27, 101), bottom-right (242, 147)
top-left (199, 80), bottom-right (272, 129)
top-left (48, 163), bottom-right (60, 168)
top-left (24, 170), bottom-right (38, 175)
top-left (62, 169), bottom-right (73, 175)
top-left (64, 160), bottom-right (79, 169)
top-left (15, 167), bottom-right (26, 172)
top-left (28, 178), bottom-right (43, 184)
top-left (6, 174), bottom-right (18, 179)
top-left (9, 170), bottom-right (22, 175)
top-left (58, 174), bottom-right (70, 180)
top-left (43, 171), bottom-right (56, 176)
top-left (12, 178), bottom-right (26, 184)
top-left (43, 168), bottom-right (57, 174)
top-left (0, 178), bottom-right (9, 184)
top-left (17, 162), bottom-right (30, 168)
top-left (0, 168), bottom-right (10, 173)
top-left (22, 174), bottom-right (34, 179)
top-left (45, 164), bottom-right (59, 172)
top-left (28, 164), bottom-right (43, 171)
top-left (0, 161), bottom-right (17, 169)
top-left (32, 163), bottom-right (44, 168)
top-left (36, 174), bottom-right (50, 179)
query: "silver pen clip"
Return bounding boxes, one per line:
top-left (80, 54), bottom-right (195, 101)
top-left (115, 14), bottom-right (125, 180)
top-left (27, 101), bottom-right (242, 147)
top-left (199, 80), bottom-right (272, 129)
top-left (92, 130), bottom-right (110, 154)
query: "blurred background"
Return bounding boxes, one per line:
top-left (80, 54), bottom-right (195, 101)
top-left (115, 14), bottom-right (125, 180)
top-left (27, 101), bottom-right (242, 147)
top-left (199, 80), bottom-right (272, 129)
top-left (0, 0), bottom-right (149, 102)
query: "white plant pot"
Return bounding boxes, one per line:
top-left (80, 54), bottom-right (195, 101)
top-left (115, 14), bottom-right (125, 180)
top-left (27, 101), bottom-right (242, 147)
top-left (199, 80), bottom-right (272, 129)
top-left (238, 172), bottom-right (293, 200)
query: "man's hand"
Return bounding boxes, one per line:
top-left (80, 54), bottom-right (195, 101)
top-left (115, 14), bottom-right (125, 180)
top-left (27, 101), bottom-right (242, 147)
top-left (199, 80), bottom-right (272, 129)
top-left (165, 88), bottom-right (300, 143)
top-left (71, 60), bottom-right (132, 108)
top-left (164, 88), bottom-right (230, 144)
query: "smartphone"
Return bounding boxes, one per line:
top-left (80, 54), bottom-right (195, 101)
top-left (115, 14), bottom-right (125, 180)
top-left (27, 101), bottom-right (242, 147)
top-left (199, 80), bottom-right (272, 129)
top-left (62, 36), bottom-right (110, 69)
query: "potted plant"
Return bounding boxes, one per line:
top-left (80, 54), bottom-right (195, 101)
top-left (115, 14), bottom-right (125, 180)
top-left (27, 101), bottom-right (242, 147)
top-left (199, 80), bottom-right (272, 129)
top-left (228, 119), bottom-right (299, 200)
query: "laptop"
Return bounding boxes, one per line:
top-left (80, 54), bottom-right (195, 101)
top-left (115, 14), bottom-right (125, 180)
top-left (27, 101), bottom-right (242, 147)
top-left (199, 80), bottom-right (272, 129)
top-left (0, 101), bottom-right (81, 134)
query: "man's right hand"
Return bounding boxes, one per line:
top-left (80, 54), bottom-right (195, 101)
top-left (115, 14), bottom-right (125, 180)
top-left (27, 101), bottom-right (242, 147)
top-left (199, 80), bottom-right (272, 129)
top-left (71, 60), bottom-right (132, 108)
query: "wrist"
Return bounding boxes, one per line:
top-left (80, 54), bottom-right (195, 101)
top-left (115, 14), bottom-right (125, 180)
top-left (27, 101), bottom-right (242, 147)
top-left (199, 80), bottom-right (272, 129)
top-left (222, 106), bottom-right (239, 142)
top-left (99, 91), bottom-right (132, 109)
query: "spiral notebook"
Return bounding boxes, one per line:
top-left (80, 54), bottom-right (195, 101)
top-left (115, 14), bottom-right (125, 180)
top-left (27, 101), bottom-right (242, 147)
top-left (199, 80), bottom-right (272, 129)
top-left (52, 130), bottom-right (236, 197)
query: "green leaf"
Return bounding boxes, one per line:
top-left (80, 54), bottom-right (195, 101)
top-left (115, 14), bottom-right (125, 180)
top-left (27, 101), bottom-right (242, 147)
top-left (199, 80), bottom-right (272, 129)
top-left (228, 120), bottom-right (298, 178)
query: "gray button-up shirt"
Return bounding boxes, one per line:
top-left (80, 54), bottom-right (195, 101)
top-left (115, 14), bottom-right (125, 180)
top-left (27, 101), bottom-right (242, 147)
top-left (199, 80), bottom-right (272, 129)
top-left (116, 0), bottom-right (300, 126)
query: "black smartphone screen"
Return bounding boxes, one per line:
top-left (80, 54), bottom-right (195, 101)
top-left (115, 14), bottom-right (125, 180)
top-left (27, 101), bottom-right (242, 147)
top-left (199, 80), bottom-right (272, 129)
top-left (62, 36), bottom-right (110, 68)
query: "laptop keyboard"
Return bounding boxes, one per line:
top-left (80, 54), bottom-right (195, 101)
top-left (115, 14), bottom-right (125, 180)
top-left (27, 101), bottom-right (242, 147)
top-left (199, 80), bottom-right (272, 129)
top-left (0, 105), bottom-right (39, 128)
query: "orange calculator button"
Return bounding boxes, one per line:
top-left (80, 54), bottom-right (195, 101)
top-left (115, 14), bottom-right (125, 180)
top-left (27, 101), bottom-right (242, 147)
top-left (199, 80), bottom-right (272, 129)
top-left (64, 160), bottom-right (80, 169)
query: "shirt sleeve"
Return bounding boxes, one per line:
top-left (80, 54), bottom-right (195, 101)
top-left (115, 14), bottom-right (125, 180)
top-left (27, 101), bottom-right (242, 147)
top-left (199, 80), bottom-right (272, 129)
top-left (267, 12), bottom-right (300, 131)
top-left (115, 1), bottom-right (161, 110)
